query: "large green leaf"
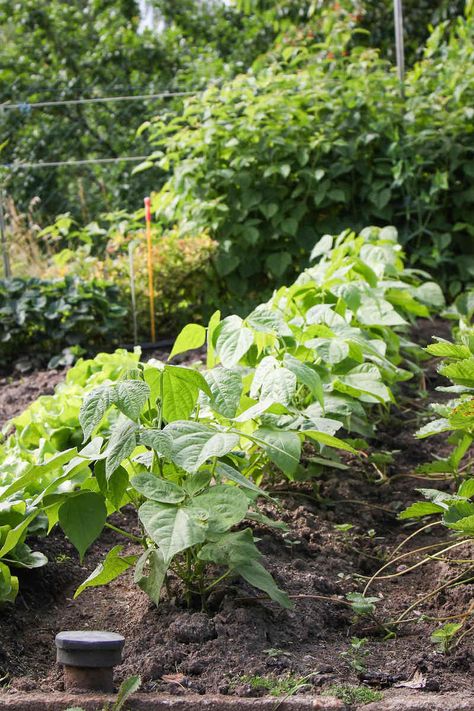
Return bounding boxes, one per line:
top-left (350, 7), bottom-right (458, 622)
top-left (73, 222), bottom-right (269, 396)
top-left (215, 315), bottom-right (254, 368)
top-left (80, 381), bottom-right (149, 441)
top-left (204, 367), bottom-right (243, 418)
top-left (357, 298), bottom-right (407, 327)
top-left (250, 356), bottom-right (297, 406)
top-left (58, 492), bottom-right (107, 562)
top-left (187, 485), bottom-right (248, 533)
top-left (164, 421), bottom-right (239, 473)
top-left (398, 502), bottom-right (445, 520)
top-left (162, 365), bottom-right (211, 422)
top-left (169, 324), bottom-right (206, 360)
top-left (131, 473), bottom-right (185, 504)
top-left (254, 428), bottom-right (301, 477)
top-left (333, 365), bottom-right (392, 403)
top-left (138, 501), bottom-right (207, 563)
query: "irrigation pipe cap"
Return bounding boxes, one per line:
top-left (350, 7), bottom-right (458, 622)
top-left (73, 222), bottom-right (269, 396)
top-left (55, 630), bottom-right (125, 693)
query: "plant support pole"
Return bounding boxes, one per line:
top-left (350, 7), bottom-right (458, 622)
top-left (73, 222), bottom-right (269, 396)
top-left (128, 241), bottom-right (138, 346)
top-left (393, 0), bottom-right (405, 87)
top-left (0, 188), bottom-right (11, 278)
top-left (144, 196), bottom-right (156, 343)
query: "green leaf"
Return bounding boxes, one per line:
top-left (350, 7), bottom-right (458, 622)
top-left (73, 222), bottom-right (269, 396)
top-left (79, 381), bottom-right (149, 441)
top-left (80, 384), bottom-right (116, 441)
top-left (246, 305), bottom-right (291, 336)
top-left (449, 399), bottom-right (474, 429)
top-left (413, 282), bottom-right (445, 309)
top-left (138, 501), bottom-right (207, 563)
top-left (0, 511), bottom-right (39, 558)
top-left (398, 502), bottom-right (445, 520)
top-left (134, 548), bottom-right (169, 606)
top-left (162, 365), bottom-right (212, 422)
top-left (441, 358), bottom-right (474, 387)
top-left (446, 514), bottom-right (474, 536)
top-left (204, 368), bottom-right (243, 418)
top-left (169, 324), bottom-right (206, 360)
top-left (59, 492), bottom-right (107, 562)
top-left (198, 528), bottom-right (259, 566)
top-left (357, 299), bottom-right (407, 327)
top-left (416, 418), bottom-right (451, 439)
top-left (164, 421), bottom-right (240, 473)
top-left (426, 341), bottom-right (471, 359)
top-left (310, 234), bottom-right (333, 261)
top-left (283, 354), bottom-right (324, 405)
top-left (74, 545), bottom-right (137, 598)
top-left (346, 592), bottom-right (379, 616)
top-left (458, 479), bottom-right (474, 499)
top-left (131, 473), bottom-right (185, 504)
top-left (216, 462), bottom-right (267, 497)
top-left (254, 428), bottom-right (301, 477)
top-left (114, 675), bottom-right (142, 711)
top-left (104, 416), bottom-right (138, 478)
top-left (139, 429), bottom-right (173, 458)
top-left (236, 558), bottom-right (293, 609)
top-left (215, 315), bottom-right (254, 368)
top-left (303, 430), bottom-right (356, 453)
top-left (250, 356), bottom-right (297, 406)
top-left (187, 485), bottom-right (248, 533)
top-left (114, 381), bottom-right (150, 421)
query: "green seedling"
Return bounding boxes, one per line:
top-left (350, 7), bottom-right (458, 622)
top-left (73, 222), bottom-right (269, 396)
top-left (340, 637), bottom-right (369, 672)
top-left (431, 623), bottom-right (463, 654)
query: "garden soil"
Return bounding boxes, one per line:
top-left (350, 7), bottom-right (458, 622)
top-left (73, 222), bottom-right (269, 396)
top-left (1, 322), bottom-right (474, 708)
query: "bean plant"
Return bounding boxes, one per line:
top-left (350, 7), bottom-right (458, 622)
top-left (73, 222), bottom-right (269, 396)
top-left (0, 226), bottom-right (443, 605)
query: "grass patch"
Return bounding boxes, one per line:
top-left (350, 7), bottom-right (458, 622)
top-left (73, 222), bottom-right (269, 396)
top-left (323, 684), bottom-right (383, 705)
top-left (233, 673), bottom-right (311, 697)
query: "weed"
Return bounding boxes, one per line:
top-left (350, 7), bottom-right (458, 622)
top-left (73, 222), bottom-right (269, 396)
top-left (324, 684), bottom-right (383, 705)
top-left (340, 637), bottom-right (369, 673)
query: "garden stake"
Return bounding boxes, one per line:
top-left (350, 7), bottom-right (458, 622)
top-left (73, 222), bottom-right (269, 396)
top-left (55, 630), bottom-right (125, 693)
top-left (144, 196), bottom-right (156, 343)
top-left (128, 240), bottom-right (138, 346)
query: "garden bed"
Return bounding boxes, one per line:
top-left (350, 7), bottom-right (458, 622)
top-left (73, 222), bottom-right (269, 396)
top-left (0, 334), bottom-right (473, 710)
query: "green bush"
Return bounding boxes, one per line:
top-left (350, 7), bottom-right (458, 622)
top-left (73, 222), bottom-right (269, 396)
top-left (44, 223), bottom-right (219, 339)
top-left (143, 11), bottom-right (474, 308)
top-left (0, 277), bottom-right (127, 368)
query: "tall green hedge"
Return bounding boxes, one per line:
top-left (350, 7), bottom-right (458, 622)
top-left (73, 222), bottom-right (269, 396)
top-left (144, 12), bottom-right (474, 309)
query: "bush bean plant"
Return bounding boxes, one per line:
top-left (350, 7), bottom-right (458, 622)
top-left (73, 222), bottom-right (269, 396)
top-left (0, 226), bottom-right (444, 607)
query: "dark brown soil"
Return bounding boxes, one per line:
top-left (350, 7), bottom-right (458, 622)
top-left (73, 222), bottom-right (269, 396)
top-left (1, 321), bottom-right (473, 706)
top-left (0, 370), bottom-right (64, 429)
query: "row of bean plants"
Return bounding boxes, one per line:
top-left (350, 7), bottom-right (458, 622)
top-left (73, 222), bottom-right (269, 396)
top-left (0, 226), bottom-right (444, 608)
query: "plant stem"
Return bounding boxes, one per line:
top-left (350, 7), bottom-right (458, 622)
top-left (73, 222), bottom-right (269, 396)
top-left (104, 522), bottom-right (143, 543)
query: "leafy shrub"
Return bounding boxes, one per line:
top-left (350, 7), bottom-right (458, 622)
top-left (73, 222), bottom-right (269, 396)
top-left (142, 11), bottom-right (474, 306)
top-left (44, 222), bottom-right (219, 339)
top-left (412, 328), bottom-right (474, 481)
top-left (0, 277), bottom-right (127, 369)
